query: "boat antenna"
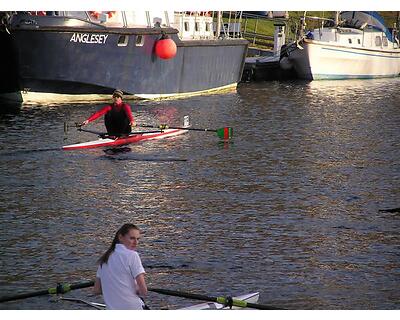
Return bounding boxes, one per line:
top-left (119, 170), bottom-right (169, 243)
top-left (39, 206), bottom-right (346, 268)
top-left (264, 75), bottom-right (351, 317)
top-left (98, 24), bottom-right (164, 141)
top-left (334, 11), bottom-right (340, 27)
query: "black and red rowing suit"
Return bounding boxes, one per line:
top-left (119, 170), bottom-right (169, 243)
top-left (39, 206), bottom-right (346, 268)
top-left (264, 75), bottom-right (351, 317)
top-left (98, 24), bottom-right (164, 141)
top-left (85, 102), bottom-right (134, 136)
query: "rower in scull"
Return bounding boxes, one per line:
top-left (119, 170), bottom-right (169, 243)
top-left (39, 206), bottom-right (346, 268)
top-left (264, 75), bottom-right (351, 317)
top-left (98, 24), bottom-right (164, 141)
top-left (80, 89), bottom-right (136, 137)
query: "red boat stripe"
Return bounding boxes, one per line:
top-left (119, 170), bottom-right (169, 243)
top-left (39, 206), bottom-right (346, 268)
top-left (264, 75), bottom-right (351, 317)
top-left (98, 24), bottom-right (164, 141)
top-left (62, 129), bottom-right (186, 150)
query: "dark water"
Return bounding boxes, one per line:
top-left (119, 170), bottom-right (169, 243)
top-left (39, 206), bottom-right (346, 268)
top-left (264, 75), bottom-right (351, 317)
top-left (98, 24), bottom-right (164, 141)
top-left (0, 78), bottom-right (399, 310)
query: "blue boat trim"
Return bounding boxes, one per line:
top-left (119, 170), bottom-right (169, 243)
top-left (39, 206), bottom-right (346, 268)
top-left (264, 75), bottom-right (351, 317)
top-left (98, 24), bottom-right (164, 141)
top-left (313, 74), bottom-right (400, 80)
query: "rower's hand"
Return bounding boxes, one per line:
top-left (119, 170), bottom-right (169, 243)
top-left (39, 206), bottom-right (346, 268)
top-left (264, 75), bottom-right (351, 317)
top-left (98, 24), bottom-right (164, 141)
top-left (130, 121), bottom-right (136, 128)
top-left (81, 120), bottom-right (89, 127)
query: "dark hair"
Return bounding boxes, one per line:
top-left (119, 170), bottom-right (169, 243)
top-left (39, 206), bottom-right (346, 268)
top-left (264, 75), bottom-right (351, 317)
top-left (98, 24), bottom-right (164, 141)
top-left (98, 223), bottom-right (140, 266)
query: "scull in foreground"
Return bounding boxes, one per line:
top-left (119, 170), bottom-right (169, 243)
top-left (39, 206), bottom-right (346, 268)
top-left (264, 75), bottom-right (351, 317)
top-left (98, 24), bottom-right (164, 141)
top-left (61, 292), bottom-right (260, 310)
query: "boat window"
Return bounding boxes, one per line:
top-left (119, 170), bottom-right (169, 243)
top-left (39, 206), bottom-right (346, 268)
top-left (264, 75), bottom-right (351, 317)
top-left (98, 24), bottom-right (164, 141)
top-left (375, 36), bottom-right (382, 46)
top-left (184, 22), bottom-right (189, 31)
top-left (195, 22), bottom-right (200, 32)
top-left (118, 35), bottom-right (129, 47)
top-left (382, 36), bottom-right (388, 47)
top-left (135, 35), bottom-right (144, 46)
top-left (205, 22), bottom-right (211, 32)
top-left (357, 39), bottom-right (361, 44)
top-left (348, 38), bottom-right (352, 44)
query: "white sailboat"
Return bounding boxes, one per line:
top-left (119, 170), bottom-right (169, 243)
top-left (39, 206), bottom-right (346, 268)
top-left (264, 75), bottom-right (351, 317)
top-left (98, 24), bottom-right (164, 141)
top-left (282, 11), bottom-right (400, 80)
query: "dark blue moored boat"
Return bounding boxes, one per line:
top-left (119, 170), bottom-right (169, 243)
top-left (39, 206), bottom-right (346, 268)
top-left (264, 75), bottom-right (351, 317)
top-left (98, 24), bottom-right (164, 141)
top-left (0, 11), bottom-right (248, 104)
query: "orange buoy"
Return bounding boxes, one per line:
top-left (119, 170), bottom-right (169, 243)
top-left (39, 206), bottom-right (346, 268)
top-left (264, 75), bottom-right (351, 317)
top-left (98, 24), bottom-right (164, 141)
top-left (154, 34), bottom-right (177, 60)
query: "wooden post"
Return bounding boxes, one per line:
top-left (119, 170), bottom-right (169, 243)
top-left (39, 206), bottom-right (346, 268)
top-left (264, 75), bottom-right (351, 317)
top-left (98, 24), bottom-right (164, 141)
top-left (216, 11), bottom-right (221, 38)
top-left (253, 18), bottom-right (259, 45)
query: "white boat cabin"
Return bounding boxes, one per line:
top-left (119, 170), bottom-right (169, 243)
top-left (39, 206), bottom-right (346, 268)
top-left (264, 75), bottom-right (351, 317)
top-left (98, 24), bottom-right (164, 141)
top-left (303, 11), bottom-right (400, 50)
top-left (44, 11), bottom-right (217, 41)
top-left (307, 27), bottom-right (399, 50)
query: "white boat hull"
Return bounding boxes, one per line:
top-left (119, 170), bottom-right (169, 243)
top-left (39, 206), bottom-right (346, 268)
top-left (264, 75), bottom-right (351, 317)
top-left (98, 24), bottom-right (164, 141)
top-left (288, 39), bottom-right (400, 80)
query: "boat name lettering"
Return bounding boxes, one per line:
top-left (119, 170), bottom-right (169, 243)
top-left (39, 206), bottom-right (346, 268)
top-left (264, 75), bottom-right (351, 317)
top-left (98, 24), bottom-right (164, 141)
top-left (70, 33), bottom-right (109, 44)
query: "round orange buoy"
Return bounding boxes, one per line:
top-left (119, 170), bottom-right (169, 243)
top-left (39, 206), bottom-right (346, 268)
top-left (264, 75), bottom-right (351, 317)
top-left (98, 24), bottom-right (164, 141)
top-left (154, 35), bottom-right (177, 60)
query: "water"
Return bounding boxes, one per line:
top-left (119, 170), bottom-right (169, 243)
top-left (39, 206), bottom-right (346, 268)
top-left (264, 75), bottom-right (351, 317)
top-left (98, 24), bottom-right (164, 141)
top-left (0, 78), bottom-right (399, 310)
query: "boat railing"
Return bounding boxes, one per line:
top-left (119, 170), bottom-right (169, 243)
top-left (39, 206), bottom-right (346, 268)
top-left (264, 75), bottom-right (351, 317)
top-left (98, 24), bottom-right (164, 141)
top-left (240, 12), bottom-right (292, 49)
top-left (172, 11), bottom-right (248, 41)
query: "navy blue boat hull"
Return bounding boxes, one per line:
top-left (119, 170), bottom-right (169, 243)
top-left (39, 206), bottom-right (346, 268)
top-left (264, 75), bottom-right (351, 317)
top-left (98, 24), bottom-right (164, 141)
top-left (0, 13), bottom-right (248, 101)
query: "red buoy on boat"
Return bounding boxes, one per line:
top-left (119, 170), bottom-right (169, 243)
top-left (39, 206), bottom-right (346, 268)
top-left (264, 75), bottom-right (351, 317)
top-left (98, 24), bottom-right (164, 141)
top-left (154, 35), bottom-right (177, 60)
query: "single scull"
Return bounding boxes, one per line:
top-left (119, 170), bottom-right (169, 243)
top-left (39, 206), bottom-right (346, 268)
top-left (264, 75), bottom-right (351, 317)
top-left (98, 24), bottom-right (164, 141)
top-left (62, 116), bottom-right (190, 151)
top-left (62, 128), bottom-right (188, 151)
top-left (61, 292), bottom-right (260, 310)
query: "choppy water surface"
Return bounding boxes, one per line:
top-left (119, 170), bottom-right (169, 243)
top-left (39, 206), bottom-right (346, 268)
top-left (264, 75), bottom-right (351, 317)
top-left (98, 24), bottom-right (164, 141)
top-left (0, 78), bottom-right (399, 310)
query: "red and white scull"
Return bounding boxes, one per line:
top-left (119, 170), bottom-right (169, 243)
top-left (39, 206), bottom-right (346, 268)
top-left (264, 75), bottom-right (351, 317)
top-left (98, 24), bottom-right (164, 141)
top-left (62, 128), bottom-right (188, 151)
top-left (62, 116), bottom-right (190, 151)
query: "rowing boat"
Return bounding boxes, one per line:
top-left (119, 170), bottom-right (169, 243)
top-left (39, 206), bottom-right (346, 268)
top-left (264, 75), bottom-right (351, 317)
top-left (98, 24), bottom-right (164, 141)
top-left (61, 292), bottom-right (260, 310)
top-left (63, 116), bottom-right (190, 151)
top-left (62, 128), bottom-right (188, 151)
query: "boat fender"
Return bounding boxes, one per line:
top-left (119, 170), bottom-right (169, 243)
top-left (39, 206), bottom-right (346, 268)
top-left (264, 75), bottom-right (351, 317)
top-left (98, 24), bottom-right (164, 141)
top-left (154, 33), bottom-right (177, 60)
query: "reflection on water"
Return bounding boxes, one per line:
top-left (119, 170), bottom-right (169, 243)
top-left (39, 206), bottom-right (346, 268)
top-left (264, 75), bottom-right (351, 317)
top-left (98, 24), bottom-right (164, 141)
top-left (0, 78), bottom-right (399, 309)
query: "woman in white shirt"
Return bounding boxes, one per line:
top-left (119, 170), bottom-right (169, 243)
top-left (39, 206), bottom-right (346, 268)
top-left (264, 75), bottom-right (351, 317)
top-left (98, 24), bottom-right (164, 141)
top-left (94, 223), bottom-right (148, 309)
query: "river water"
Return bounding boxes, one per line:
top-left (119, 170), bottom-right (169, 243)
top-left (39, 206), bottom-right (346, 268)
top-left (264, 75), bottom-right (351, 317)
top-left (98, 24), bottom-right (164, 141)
top-left (0, 78), bottom-right (399, 310)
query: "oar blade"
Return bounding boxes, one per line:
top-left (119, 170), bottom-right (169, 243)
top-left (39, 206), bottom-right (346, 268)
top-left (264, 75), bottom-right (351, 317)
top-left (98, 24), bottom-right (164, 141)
top-left (216, 127), bottom-right (233, 139)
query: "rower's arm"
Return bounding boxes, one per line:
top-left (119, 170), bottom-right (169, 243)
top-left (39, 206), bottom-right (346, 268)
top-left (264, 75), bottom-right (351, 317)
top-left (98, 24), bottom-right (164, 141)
top-left (136, 273), bottom-right (147, 297)
top-left (93, 277), bottom-right (102, 295)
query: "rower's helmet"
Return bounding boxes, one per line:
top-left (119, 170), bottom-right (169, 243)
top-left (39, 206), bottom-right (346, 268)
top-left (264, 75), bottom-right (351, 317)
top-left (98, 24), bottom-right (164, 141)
top-left (113, 89), bottom-right (123, 98)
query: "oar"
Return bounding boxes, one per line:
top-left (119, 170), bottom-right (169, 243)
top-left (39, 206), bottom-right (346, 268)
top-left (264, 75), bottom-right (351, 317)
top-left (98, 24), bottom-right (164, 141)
top-left (148, 287), bottom-right (283, 310)
top-left (59, 297), bottom-right (105, 310)
top-left (140, 124), bottom-right (233, 139)
top-left (379, 207), bottom-right (400, 213)
top-left (77, 127), bottom-right (165, 138)
top-left (68, 126), bottom-right (164, 139)
top-left (0, 280), bottom-right (95, 303)
top-left (77, 127), bottom-right (108, 138)
top-left (64, 122), bottom-right (165, 138)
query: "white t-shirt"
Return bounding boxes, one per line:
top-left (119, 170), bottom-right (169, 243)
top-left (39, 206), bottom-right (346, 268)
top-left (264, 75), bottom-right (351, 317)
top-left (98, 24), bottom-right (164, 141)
top-left (96, 243), bottom-right (145, 310)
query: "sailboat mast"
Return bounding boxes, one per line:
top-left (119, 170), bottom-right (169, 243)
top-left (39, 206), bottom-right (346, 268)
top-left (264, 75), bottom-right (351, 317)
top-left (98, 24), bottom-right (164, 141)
top-left (334, 11), bottom-right (340, 26)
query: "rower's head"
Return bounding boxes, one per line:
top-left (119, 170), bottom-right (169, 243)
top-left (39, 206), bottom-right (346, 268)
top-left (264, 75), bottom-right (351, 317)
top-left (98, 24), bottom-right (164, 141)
top-left (112, 89), bottom-right (123, 103)
top-left (117, 223), bottom-right (141, 250)
top-left (98, 223), bottom-right (142, 265)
